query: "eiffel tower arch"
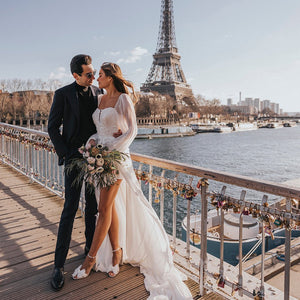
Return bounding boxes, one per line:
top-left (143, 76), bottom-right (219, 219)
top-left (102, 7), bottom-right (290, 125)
top-left (141, 0), bottom-right (194, 102)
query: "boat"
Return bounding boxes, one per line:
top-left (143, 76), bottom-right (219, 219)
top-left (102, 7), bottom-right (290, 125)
top-left (213, 124), bottom-right (233, 133)
top-left (230, 122), bottom-right (258, 131)
top-left (190, 123), bottom-right (218, 133)
top-left (181, 199), bottom-right (300, 266)
top-left (136, 125), bottom-right (195, 139)
top-left (283, 121), bottom-right (297, 127)
top-left (260, 122), bottom-right (284, 129)
top-left (190, 123), bottom-right (232, 133)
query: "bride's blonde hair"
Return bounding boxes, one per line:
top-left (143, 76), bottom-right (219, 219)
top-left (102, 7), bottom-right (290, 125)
top-left (101, 62), bottom-right (138, 103)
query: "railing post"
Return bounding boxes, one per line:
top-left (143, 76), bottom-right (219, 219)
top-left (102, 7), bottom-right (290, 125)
top-left (172, 174), bottom-right (178, 249)
top-left (200, 178), bottom-right (209, 296)
top-left (160, 170), bottom-right (165, 224)
top-left (238, 190), bottom-right (246, 296)
top-left (219, 186), bottom-right (227, 285)
top-left (29, 140), bottom-right (34, 181)
top-left (149, 165), bottom-right (153, 206)
top-left (25, 142), bottom-right (29, 175)
top-left (0, 134), bottom-right (3, 160)
top-left (186, 177), bottom-right (193, 261)
top-left (137, 163), bottom-right (143, 185)
top-left (284, 198), bottom-right (291, 300)
top-left (186, 194), bottom-right (191, 259)
top-left (45, 149), bottom-right (49, 187)
top-left (260, 195), bottom-right (268, 299)
top-left (37, 148), bottom-right (41, 181)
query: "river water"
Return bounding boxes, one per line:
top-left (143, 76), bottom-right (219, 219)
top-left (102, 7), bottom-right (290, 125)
top-left (130, 125), bottom-right (300, 237)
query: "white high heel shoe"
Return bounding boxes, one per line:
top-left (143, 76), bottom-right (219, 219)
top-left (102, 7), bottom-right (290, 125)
top-left (108, 248), bottom-right (123, 278)
top-left (72, 254), bottom-right (96, 280)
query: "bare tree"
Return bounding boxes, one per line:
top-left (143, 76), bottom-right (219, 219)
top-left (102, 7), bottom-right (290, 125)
top-left (34, 92), bottom-right (53, 117)
top-left (135, 97), bottom-right (151, 117)
top-left (0, 92), bottom-right (11, 120)
top-left (33, 79), bottom-right (47, 90)
top-left (46, 79), bottom-right (63, 91)
top-left (0, 79), bottom-right (8, 92)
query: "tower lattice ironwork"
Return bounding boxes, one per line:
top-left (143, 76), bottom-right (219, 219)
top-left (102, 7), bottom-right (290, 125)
top-left (141, 0), bottom-right (193, 100)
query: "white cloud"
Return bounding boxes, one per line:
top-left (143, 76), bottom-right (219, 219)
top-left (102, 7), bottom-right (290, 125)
top-left (109, 51), bottom-right (121, 56)
top-left (117, 46), bottom-right (148, 64)
top-left (103, 51), bottom-right (121, 56)
top-left (49, 67), bottom-right (71, 80)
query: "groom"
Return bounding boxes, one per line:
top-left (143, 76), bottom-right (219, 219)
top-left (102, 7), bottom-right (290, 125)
top-left (48, 54), bottom-right (102, 291)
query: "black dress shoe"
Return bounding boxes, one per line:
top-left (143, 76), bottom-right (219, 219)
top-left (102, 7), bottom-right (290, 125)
top-left (51, 267), bottom-right (64, 291)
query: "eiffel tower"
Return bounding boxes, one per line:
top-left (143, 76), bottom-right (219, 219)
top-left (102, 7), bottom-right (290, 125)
top-left (141, 0), bottom-right (194, 101)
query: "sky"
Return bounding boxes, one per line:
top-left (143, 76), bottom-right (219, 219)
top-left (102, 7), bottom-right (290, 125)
top-left (1, 0), bottom-right (300, 112)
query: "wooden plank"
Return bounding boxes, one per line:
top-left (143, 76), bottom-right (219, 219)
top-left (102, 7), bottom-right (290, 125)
top-left (116, 283), bottom-right (149, 300)
top-left (0, 163), bottom-right (197, 299)
top-left (0, 244), bottom-right (84, 285)
top-left (0, 219), bottom-right (84, 248)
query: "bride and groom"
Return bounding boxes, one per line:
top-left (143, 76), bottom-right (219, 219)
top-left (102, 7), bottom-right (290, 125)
top-left (48, 54), bottom-right (192, 299)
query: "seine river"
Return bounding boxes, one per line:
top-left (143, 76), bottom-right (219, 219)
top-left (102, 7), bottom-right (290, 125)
top-left (130, 125), bottom-right (300, 236)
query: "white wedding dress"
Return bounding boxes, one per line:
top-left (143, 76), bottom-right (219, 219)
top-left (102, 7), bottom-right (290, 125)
top-left (85, 94), bottom-right (192, 300)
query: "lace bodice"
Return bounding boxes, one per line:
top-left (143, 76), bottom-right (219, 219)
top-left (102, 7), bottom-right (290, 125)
top-left (87, 93), bottom-right (138, 152)
top-left (92, 107), bottom-right (119, 147)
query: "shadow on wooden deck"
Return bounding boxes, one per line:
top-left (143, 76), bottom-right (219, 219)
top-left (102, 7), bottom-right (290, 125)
top-left (0, 162), bottom-right (200, 299)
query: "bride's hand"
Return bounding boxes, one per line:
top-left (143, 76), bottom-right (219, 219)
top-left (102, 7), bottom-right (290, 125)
top-left (113, 129), bottom-right (122, 138)
top-left (86, 139), bottom-right (96, 149)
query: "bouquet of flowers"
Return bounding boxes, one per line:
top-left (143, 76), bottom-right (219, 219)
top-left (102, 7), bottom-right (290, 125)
top-left (66, 144), bottom-right (127, 190)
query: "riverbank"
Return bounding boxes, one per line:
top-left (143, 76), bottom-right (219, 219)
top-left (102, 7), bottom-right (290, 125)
top-left (190, 121), bottom-right (299, 134)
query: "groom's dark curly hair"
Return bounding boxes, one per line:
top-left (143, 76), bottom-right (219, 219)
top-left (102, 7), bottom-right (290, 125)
top-left (70, 54), bottom-right (92, 75)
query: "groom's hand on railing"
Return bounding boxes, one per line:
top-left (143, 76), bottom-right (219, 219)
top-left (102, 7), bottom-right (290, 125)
top-left (113, 129), bottom-right (122, 138)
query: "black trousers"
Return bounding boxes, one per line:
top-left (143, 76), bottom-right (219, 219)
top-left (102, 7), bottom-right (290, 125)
top-left (54, 151), bottom-right (98, 268)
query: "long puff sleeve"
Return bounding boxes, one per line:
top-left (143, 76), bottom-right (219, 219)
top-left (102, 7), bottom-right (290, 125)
top-left (106, 93), bottom-right (137, 152)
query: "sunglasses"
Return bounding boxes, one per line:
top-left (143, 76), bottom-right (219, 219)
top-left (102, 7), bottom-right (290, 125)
top-left (80, 70), bottom-right (96, 79)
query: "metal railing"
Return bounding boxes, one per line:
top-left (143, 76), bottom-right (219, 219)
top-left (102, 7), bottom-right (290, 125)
top-left (1, 122), bottom-right (300, 300)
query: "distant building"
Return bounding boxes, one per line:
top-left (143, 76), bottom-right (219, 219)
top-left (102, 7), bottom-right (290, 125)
top-left (269, 102), bottom-right (280, 114)
top-left (254, 98), bottom-right (260, 112)
top-left (229, 105), bottom-right (255, 114)
top-left (245, 97), bottom-right (254, 107)
top-left (227, 98), bottom-right (232, 106)
top-left (225, 95), bottom-right (281, 114)
top-left (262, 100), bottom-right (271, 110)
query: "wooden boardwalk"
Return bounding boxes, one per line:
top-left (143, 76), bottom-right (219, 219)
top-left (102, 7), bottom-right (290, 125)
top-left (0, 162), bottom-right (201, 300)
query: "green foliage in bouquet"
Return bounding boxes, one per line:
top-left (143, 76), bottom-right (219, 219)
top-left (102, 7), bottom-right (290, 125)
top-left (65, 144), bottom-right (128, 190)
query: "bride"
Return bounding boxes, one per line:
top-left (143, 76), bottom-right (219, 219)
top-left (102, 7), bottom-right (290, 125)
top-left (72, 62), bottom-right (192, 299)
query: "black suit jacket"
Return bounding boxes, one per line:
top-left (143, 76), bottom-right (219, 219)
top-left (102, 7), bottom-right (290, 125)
top-left (48, 81), bottom-right (103, 165)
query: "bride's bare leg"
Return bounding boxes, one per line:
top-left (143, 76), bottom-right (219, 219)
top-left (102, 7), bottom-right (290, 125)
top-left (108, 201), bottom-right (122, 269)
top-left (73, 180), bottom-right (122, 279)
top-left (109, 202), bottom-right (119, 250)
top-left (89, 179), bottom-right (122, 256)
